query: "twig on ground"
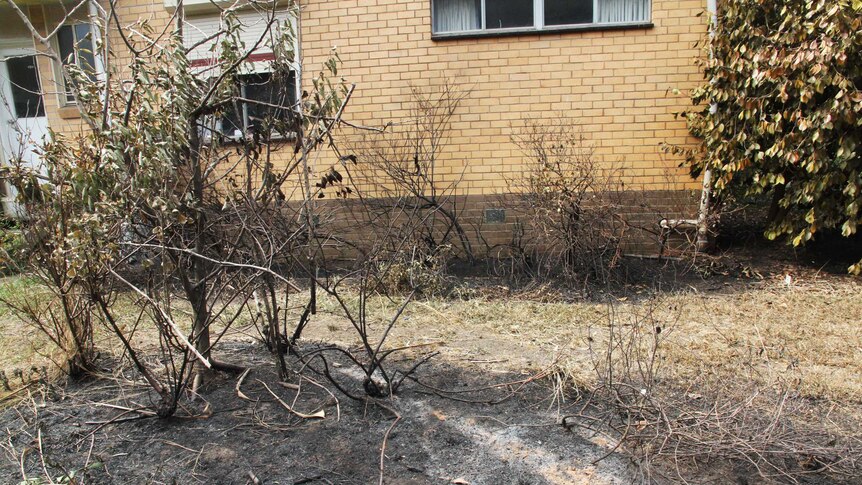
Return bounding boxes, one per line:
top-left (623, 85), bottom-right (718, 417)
top-left (407, 366), bottom-right (554, 405)
top-left (0, 384), bottom-right (34, 404)
top-left (471, 415), bottom-right (557, 428)
top-left (162, 440), bottom-right (200, 454)
top-left (236, 368), bottom-right (252, 401)
top-left (376, 402), bottom-right (401, 485)
top-left (77, 408), bottom-right (154, 446)
top-left (247, 470), bottom-right (262, 484)
top-left (84, 434), bottom-right (95, 470)
top-left (37, 429), bottom-right (50, 483)
top-left (257, 379), bottom-right (325, 420)
top-left (301, 375), bottom-right (341, 422)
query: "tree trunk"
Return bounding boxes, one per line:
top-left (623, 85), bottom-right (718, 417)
top-left (188, 114), bottom-right (212, 392)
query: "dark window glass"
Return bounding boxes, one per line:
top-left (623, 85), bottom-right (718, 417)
top-left (58, 24), bottom-right (97, 103)
top-left (485, 0), bottom-right (534, 29)
top-left (545, 0), bottom-right (594, 25)
top-left (220, 71), bottom-right (298, 139)
top-left (74, 24), bottom-right (97, 79)
top-left (7, 56), bottom-right (44, 118)
top-left (244, 72), bottom-right (292, 132)
top-left (58, 26), bottom-right (75, 65)
top-left (220, 100), bottom-right (244, 138)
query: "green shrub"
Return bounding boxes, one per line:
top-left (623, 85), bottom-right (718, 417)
top-left (0, 228), bottom-right (25, 276)
top-left (680, 0), bottom-right (862, 273)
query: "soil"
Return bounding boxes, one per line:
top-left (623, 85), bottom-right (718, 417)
top-left (0, 344), bottom-right (633, 485)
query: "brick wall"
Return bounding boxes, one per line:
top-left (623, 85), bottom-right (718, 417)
top-left (289, 188), bottom-right (701, 263)
top-left (34, 0), bottom-right (707, 193)
top-left (24, 0), bottom-right (709, 253)
top-left (298, 0), bottom-right (709, 194)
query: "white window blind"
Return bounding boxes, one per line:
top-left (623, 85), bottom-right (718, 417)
top-left (182, 7), bottom-right (300, 142)
top-left (597, 0), bottom-right (650, 24)
top-left (433, 0), bottom-right (481, 33)
top-left (183, 8), bottom-right (296, 64)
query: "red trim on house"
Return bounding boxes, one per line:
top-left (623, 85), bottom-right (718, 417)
top-left (190, 52), bottom-right (276, 68)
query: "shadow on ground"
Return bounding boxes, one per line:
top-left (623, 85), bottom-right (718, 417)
top-left (0, 343), bottom-right (633, 485)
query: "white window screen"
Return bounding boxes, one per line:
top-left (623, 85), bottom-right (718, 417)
top-left (183, 8), bottom-right (296, 63)
top-left (433, 0), bottom-right (481, 33)
top-left (597, 0), bottom-right (650, 23)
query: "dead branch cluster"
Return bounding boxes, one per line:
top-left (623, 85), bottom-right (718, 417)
top-left (335, 83), bottom-right (474, 297)
top-left (563, 302), bottom-right (862, 484)
top-left (496, 119), bottom-right (629, 286)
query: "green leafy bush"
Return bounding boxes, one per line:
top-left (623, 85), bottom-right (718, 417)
top-left (0, 228), bottom-right (25, 275)
top-left (682, 0), bottom-right (862, 272)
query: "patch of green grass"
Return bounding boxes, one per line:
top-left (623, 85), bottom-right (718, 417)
top-left (0, 275), bottom-right (41, 315)
top-left (0, 276), bottom-right (54, 393)
top-left (0, 228), bottom-right (26, 276)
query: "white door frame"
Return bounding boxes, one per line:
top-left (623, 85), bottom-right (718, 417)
top-left (0, 39), bottom-right (49, 219)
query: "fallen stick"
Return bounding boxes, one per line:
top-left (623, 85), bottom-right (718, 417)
top-left (257, 380), bottom-right (324, 420)
top-left (0, 384), bottom-right (34, 404)
top-left (278, 381), bottom-right (300, 391)
top-left (236, 369), bottom-right (252, 401)
top-left (301, 375), bottom-right (341, 422)
top-left (162, 440), bottom-right (200, 454)
top-left (379, 341), bottom-right (444, 355)
top-left (93, 402), bottom-right (156, 415)
top-left (377, 403), bottom-right (402, 485)
top-left (247, 470), bottom-right (261, 485)
top-left (77, 409), bottom-right (154, 447)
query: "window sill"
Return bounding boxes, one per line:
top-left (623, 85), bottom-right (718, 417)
top-left (204, 131), bottom-right (299, 146)
top-left (431, 21), bottom-right (653, 41)
top-left (57, 106), bottom-right (82, 120)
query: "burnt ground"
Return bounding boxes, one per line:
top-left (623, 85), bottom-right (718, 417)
top-left (0, 344), bottom-right (633, 485)
top-left (0, 221), bottom-right (859, 485)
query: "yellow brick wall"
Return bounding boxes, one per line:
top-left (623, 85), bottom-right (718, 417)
top-left (31, 0), bottom-right (707, 197)
top-left (298, 0), bottom-right (708, 194)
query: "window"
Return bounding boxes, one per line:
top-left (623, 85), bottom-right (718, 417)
top-left (432, 0), bottom-right (650, 34)
top-left (486, 0), bottom-right (533, 29)
top-left (57, 23), bottom-right (98, 104)
top-left (183, 8), bottom-right (300, 142)
top-left (544, 0), bottom-right (592, 25)
top-left (6, 55), bottom-right (45, 118)
top-left (218, 71), bottom-right (297, 140)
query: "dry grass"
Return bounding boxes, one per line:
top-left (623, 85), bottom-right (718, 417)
top-left (301, 274), bottom-right (862, 405)
top-left (1, 271), bottom-right (860, 481)
top-left (0, 276), bottom-right (254, 396)
top-left (0, 277), bottom-right (53, 380)
top-left (1, 272), bottom-right (860, 404)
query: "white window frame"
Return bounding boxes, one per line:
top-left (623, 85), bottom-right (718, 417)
top-left (431, 0), bottom-right (652, 36)
top-left (53, 21), bottom-right (105, 106)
